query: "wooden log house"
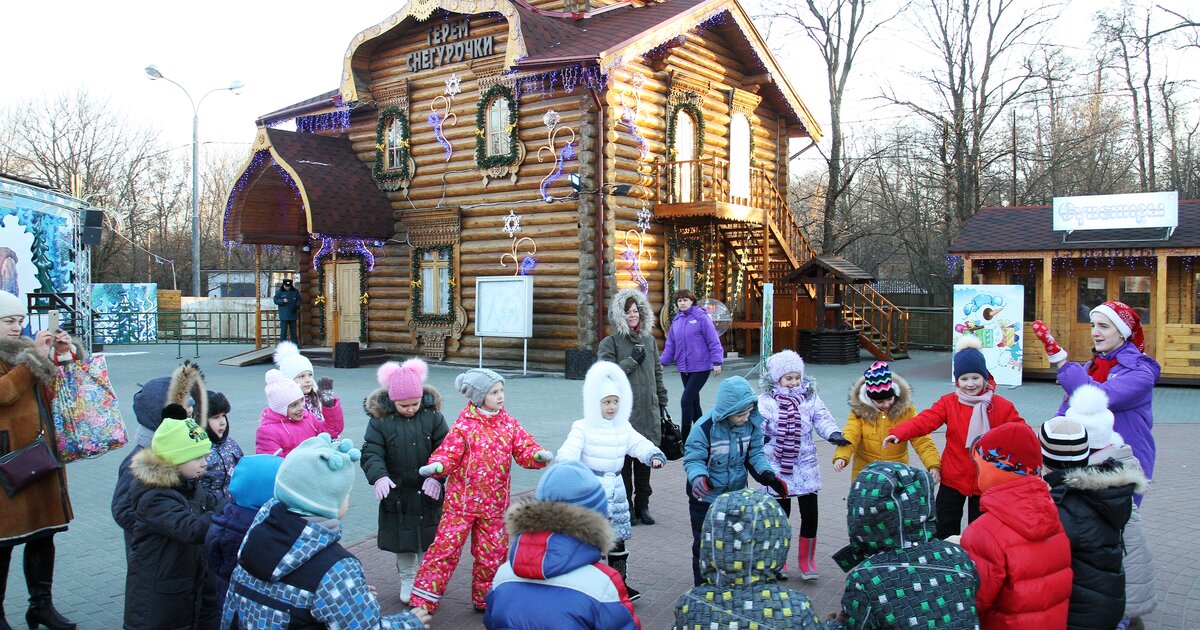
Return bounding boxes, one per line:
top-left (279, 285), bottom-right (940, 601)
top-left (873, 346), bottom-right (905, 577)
top-left (950, 199), bottom-right (1200, 384)
top-left (223, 0), bottom-right (910, 368)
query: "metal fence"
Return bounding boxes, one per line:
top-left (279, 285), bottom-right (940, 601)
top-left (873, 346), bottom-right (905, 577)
top-left (905, 306), bottom-right (953, 350)
top-left (93, 310), bottom-right (280, 345)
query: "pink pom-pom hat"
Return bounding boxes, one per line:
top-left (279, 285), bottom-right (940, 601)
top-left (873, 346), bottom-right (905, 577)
top-left (378, 358), bottom-right (428, 401)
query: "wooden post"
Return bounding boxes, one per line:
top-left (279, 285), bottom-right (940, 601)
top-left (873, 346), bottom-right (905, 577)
top-left (962, 257), bottom-right (973, 285)
top-left (329, 249), bottom-right (339, 346)
top-left (254, 245), bottom-right (262, 349)
top-left (1041, 256), bottom-right (1053, 324)
top-left (1155, 253), bottom-right (1168, 358)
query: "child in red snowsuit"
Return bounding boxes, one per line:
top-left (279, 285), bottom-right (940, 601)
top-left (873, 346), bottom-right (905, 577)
top-left (408, 368), bottom-right (552, 613)
top-left (885, 336), bottom-right (1024, 538)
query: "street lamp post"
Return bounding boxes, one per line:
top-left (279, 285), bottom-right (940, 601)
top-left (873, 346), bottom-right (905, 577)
top-left (144, 65), bottom-right (243, 297)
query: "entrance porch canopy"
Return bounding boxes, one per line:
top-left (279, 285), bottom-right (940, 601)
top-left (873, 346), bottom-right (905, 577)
top-left (224, 127), bottom-right (395, 245)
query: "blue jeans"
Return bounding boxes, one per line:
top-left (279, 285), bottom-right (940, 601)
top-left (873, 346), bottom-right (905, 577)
top-left (678, 370), bottom-right (710, 437)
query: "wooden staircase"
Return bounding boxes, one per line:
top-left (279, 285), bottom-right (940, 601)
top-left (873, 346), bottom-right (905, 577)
top-left (654, 157), bottom-right (908, 360)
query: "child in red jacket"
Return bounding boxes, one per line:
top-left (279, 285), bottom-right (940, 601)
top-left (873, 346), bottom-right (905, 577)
top-left (959, 422), bottom-right (1072, 629)
top-left (885, 336), bottom-right (1024, 538)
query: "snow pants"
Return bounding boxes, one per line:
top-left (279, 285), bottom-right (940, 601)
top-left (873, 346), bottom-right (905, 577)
top-left (408, 510), bottom-right (507, 612)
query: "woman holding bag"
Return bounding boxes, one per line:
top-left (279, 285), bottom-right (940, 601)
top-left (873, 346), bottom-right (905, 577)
top-left (0, 291), bottom-right (76, 630)
top-left (659, 289), bottom-right (723, 438)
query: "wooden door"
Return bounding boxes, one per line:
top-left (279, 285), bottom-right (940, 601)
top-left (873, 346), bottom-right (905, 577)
top-left (1067, 268), bottom-right (1156, 358)
top-left (336, 262), bottom-right (362, 344)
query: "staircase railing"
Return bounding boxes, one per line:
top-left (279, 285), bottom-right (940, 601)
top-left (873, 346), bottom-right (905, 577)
top-left (842, 284), bottom-right (910, 356)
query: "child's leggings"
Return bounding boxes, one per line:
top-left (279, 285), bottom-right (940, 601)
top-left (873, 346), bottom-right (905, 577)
top-left (408, 511), bottom-right (507, 612)
top-left (776, 493), bottom-right (818, 537)
top-left (934, 485), bottom-right (981, 539)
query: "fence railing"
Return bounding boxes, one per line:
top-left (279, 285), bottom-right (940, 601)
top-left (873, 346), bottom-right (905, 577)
top-left (904, 306), bottom-right (953, 350)
top-left (92, 311), bottom-right (281, 345)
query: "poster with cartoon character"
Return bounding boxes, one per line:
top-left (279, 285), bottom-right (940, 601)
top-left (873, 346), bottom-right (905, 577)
top-left (952, 284), bottom-right (1025, 386)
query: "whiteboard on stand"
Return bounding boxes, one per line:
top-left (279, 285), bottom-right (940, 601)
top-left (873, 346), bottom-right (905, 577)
top-left (475, 276), bottom-right (534, 338)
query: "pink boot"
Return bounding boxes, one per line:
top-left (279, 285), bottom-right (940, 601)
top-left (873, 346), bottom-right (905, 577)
top-left (797, 536), bottom-right (819, 580)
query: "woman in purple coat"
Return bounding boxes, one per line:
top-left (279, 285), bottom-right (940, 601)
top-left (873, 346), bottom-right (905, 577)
top-left (1036, 300), bottom-right (1159, 505)
top-left (660, 289), bottom-right (724, 437)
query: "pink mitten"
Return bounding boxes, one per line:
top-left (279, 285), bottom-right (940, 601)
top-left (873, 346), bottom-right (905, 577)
top-left (1032, 320), bottom-right (1068, 363)
top-left (421, 477), bottom-right (443, 501)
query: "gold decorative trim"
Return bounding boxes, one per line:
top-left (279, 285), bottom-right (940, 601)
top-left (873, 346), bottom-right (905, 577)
top-left (341, 0), bottom-right (527, 104)
top-left (730, 87), bottom-right (762, 115)
top-left (669, 71), bottom-right (711, 104)
top-left (406, 215), bottom-right (461, 247)
top-left (374, 79), bottom-right (410, 109)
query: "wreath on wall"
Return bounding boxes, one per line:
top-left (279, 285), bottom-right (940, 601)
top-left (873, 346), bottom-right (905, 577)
top-left (666, 237), bottom-right (706, 318)
top-left (666, 101), bottom-right (705, 197)
top-left (410, 244), bottom-right (457, 325)
top-left (315, 256), bottom-right (370, 341)
top-left (475, 84), bottom-right (519, 170)
top-left (373, 105), bottom-right (411, 182)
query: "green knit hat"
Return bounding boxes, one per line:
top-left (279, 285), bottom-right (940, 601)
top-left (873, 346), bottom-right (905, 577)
top-left (152, 417), bottom-right (212, 465)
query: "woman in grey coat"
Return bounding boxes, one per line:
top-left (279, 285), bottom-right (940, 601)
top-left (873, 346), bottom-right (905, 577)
top-left (598, 289), bottom-right (668, 525)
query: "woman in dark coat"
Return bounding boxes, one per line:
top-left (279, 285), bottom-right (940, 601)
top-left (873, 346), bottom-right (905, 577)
top-left (0, 291), bottom-right (77, 630)
top-left (360, 360), bottom-right (448, 604)
top-left (598, 289), bottom-right (668, 526)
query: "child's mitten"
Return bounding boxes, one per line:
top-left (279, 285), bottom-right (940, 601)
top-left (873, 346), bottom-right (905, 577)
top-left (373, 476), bottom-right (396, 500)
top-left (317, 376), bottom-right (336, 407)
top-left (534, 450), bottom-right (554, 463)
top-left (690, 475), bottom-right (711, 500)
top-left (1032, 320), bottom-right (1068, 363)
top-left (759, 469), bottom-right (790, 496)
top-left (418, 463), bottom-right (443, 476)
top-left (827, 431), bottom-right (852, 447)
top-left (421, 478), bottom-right (443, 500)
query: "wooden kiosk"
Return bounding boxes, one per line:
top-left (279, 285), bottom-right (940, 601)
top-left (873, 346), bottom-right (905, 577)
top-left (950, 195), bottom-right (1200, 384)
top-left (782, 256), bottom-right (906, 363)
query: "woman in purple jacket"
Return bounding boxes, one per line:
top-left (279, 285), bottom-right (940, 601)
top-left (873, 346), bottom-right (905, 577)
top-left (660, 289), bottom-right (724, 437)
top-left (1037, 300), bottom-right (1159, 505)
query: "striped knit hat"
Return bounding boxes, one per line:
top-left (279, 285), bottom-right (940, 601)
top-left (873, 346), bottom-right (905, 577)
top-left (863, 361), bottom-right (897, 401)
top-left (1039, 418), bottom-right (1090, 470)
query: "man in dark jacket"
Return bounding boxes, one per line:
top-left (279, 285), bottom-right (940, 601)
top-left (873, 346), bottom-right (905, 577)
top-left (834, 462), bottom-right (980, 629)
top-left (273, 279), bottom-right (301, 344)
top-left (1041, 417), bottom-right (1146, 630)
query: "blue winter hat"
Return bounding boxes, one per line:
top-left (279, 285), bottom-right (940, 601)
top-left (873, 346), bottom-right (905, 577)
top-left (132, 377), bottom-right (173, 430)
top-left (953, 335), bottom-right (990, 381)
top-left (230, 454), bottom-right (284, 510)
top-left (275, 434), bottom-right (361, 519)
top-left (535, 460), bottom-right (608, 515)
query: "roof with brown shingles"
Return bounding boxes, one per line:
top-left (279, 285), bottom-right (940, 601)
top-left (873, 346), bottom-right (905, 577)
top-left (514, 0), bottom-right (711, 64)
top-left (950, 201), bottom-right (1200, 254)
top-left (782, 256), bottom-right (874, 284)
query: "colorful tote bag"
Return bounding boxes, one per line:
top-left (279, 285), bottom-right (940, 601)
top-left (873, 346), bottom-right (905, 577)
top-left (52, 355), bottom-right (128, 463)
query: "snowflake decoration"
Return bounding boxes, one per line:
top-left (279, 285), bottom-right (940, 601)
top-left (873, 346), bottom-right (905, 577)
top-left (502, 209), bottom-right (522, 237)
top-left (636, 205), bottom-right (653, 233)
top-left (543, 110), bottom-right (561, 129)
top-left (445, 74), bottom-right (462, 97)
top-left (630, 72), bottom-right (645, 89)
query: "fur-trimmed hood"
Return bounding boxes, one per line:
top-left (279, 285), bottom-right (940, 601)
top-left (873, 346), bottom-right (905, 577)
top-left (581, 361), bottom-right (633, 429)
top-left (168, 361), bottom-right (208, 429)
top-left (129, 446), bottom-right (185, 489)
top-left (607, 288), bottom-right (654, 338)
top-left (364, 384), bottom-right (442, 419)
top-left (0, 336), bottom-right (57, 384)
top-left (506, 498), bottom-right (614, 558)
top-left (848, 373), bottom-right (913, 420)
top-left (1062, 458), bottom-right (1149, 494)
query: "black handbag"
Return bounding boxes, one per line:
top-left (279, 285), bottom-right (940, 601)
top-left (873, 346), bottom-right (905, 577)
top-left (659, 408), bottom-right (685, 461)
top-left (0, 430), bottom-right (63, 498)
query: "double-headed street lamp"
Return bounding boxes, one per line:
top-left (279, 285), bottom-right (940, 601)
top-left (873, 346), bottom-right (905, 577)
top-left (144, 65), bottom-right (243, 297)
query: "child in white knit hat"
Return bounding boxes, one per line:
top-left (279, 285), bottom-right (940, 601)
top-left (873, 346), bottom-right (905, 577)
top-left (408, 368), bottom-right (554, 614)
top-left (221, 434), bottom-right (431, 629)
top-left (360, 358), bottom-right (450, 604)
top-left (273, 341), bottom-right (344, 438)
top-left (255, 368), bottom-right (325, 457)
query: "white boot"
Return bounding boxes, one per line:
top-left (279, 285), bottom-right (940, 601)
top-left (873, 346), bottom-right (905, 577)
top-left (396, 551), bottom-right (423, 604)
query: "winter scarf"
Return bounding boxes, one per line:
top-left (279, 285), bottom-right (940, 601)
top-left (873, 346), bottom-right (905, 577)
top-left (958, 389), bottom-right (993, 448)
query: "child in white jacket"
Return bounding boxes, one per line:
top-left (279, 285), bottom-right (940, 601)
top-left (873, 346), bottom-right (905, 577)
top-left (557, 360), bottom-right (666, 601)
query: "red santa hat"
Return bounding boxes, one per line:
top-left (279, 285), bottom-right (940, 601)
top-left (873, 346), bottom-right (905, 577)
top-left (1090, 301), bottom-right (1145, 352)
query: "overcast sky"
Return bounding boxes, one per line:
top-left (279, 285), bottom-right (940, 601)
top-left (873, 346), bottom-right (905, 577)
top-left (2, 0), bottom-right (1196, 167)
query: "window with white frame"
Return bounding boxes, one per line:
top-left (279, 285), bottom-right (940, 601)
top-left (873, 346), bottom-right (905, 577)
top-left (386, 118), bottom-right (406, 170)
top-left (486, 97), bottom-right (512, 157)
top-left (419, 248), bottom-right (452, 315)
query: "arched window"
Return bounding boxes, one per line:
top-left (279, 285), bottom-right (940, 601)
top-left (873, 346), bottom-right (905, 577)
top-left (476, 84), bottom-right (519, 169)
top-left (674, 110), bottom-right (696, 202)
top-left (486, 97), bottom-right (512, 157)
top-left (729, 113), bottom-right (751, 200)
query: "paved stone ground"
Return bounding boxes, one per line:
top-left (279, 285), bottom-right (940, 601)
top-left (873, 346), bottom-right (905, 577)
top-left (3, 343), bottom-right (1197, 628)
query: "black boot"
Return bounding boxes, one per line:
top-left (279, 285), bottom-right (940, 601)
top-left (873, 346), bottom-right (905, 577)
top-left (1, 545), bottom-right (13, 630)
top-left (635, 507), bottom-right (655, 525)
top-left (607, 546), bottom-right (641, 602)
top-left (23, 538), bottom-right (75, 630)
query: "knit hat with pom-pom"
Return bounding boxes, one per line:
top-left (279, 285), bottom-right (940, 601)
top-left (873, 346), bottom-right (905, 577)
top-left (264, 369), bottom-right (304, 415)
top-left (378, 358), bottom-right (428, 402)
top-left (766, 350), bottom-right (805, 387)
top-left (273, 341), bottom-right (314, 380)
top-left (863, 361), bottom-right (897, 401)
top-left (1063, 384), bottom-right (1122, 450)
top-left (274, 433), bottom-right (361, 519)
top-left (953, 335), bottom-right (990, 381)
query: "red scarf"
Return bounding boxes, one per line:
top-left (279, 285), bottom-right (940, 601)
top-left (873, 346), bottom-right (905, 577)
top-left (1087, 355), bottom-right (1119, 383)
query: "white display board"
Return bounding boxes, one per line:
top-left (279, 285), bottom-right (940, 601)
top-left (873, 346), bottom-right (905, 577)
top-left (475, 276), bottom-right (534, 338)
top-left (1053, 191), bottom-right (1178, 231)
top-left (952, 284), bottom-right (1025, 387)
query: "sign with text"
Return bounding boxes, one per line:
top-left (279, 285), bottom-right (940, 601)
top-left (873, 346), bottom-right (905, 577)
top-left (1053, 191), bottom-right (1178, 231)
top-left (407, 18), bottom-right (496, 72)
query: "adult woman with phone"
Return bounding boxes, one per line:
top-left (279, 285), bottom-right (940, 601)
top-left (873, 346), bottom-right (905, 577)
top-left (598, 289), bottom-right (668, 525)
top-left (0, 291), bottom-right (77, 629)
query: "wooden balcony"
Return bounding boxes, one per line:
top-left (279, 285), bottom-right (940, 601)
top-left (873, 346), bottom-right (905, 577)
top-left (653, 157), bottom-right (778, 225)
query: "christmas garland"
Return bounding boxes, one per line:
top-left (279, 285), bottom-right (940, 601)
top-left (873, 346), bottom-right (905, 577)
top-left (474, 84), bottom-right (519, 169)
top-left (410, 244), bottom-right (457, 325)
top-left (666, 237), bottom-right (706, 318)
top-left (373, 105), bottom-right (411, 182)
top-left (666, 101), bottom-right (705, 197)
top-left (314, 255), bottom-right (370, 341)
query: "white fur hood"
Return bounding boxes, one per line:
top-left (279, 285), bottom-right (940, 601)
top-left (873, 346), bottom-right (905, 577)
top-left (581, 361), bottom-right (633, 429)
